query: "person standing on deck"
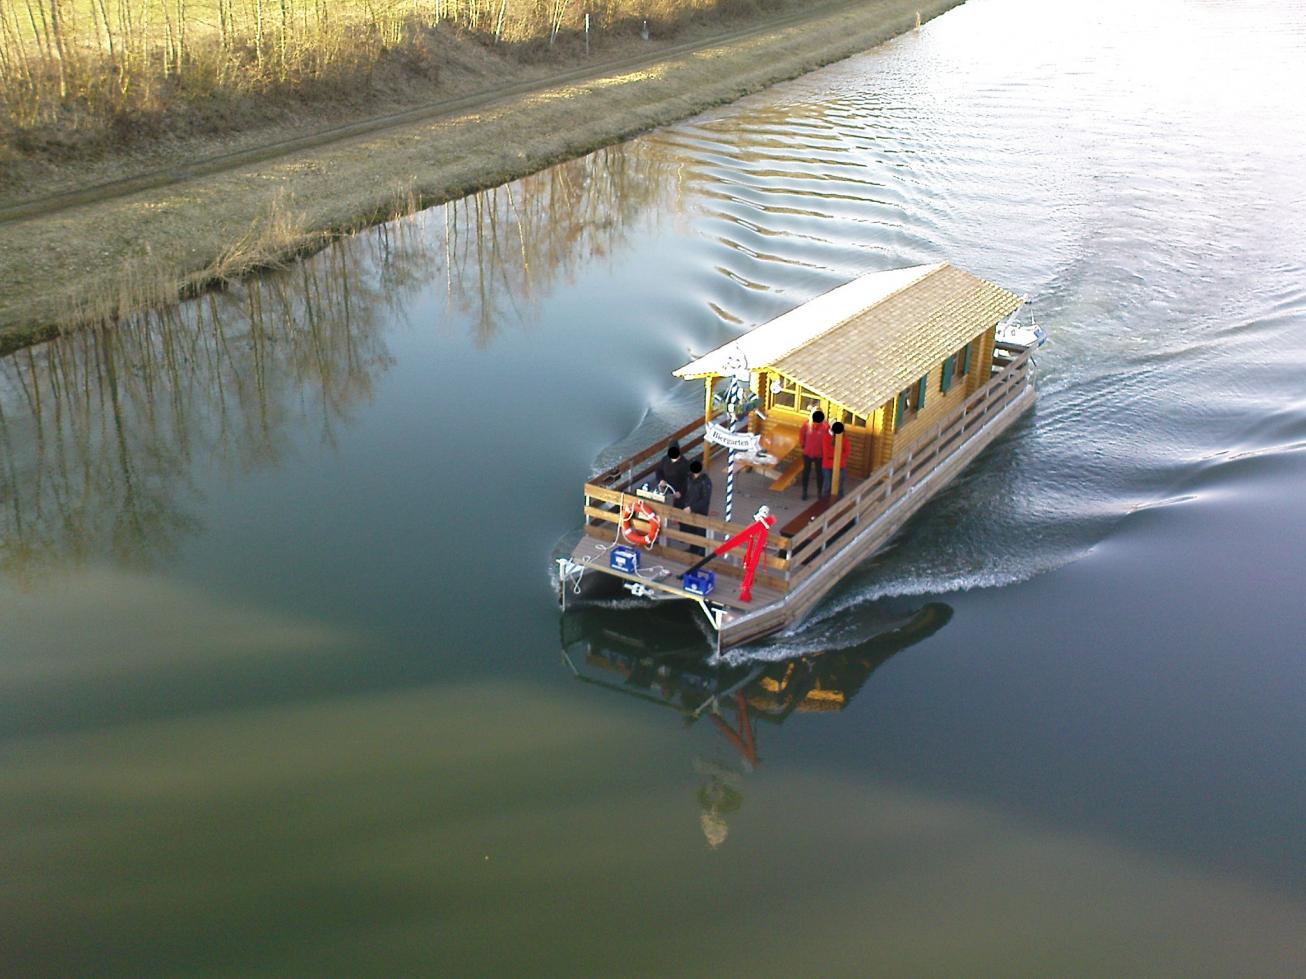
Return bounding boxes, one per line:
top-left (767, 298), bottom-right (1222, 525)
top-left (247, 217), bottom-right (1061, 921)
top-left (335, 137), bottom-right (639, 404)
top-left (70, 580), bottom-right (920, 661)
top-left (800, 409), bottom-right (828, 501)
top-left (821, 421), bottom-right (850, 499)
top-left (655, 443), bottom-right (690, 502)
top-left (683, 460), bottom-right (713, 555)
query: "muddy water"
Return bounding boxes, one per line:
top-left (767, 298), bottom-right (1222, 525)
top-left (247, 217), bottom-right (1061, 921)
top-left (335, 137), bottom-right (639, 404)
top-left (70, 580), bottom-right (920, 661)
top-left (5, 0), bottom-right (1306, 974)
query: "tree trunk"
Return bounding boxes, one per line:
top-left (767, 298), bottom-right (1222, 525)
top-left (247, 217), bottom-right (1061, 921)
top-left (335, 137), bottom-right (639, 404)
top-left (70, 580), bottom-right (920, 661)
top-left (176, 0), bottom-right (186, 74)
top-left (48, 0), bottom-right (70, 99)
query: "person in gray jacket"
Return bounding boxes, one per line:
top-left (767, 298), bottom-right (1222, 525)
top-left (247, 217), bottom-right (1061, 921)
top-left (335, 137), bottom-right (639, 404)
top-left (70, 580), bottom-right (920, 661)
top-left (683, 459), bottom-right (713, 555)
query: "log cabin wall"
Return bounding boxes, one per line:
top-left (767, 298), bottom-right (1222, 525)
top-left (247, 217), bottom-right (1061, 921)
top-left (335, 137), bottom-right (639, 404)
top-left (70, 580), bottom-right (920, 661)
top-left (870, 400), bottom-right (895, 470)
top-left (881, 324), bottom-right (996, 462)
top-left (967, 325), bottom-right (998, 396)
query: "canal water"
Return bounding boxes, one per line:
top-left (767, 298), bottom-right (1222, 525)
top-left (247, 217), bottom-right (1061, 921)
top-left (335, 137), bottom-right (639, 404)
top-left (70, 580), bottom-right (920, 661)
top-left (4, 0), bottom-right (1306, 973)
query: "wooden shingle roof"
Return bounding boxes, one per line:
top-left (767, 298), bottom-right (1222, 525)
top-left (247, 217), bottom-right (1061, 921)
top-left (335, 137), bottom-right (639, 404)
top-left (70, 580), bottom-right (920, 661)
top-left (769, 264), bottom-right (1022, 417)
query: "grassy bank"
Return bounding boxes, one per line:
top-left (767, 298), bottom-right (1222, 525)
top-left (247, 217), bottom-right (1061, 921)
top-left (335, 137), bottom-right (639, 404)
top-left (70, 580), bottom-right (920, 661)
top-left (0, 0), bottom-right (963, 354)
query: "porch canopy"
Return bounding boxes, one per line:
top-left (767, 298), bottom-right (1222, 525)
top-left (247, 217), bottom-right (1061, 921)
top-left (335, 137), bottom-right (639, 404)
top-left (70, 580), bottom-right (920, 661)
top-left (674, 263), bottom-right (1023, 418)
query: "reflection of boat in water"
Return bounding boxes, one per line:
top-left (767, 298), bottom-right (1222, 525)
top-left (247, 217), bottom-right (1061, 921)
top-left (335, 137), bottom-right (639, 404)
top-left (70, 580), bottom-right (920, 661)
top-left (560, 264), bottom-right (1036, 652)
top-left (560, 602), bottom-right (953, 847)
top-left (562, 601), bottom-right (952, 727)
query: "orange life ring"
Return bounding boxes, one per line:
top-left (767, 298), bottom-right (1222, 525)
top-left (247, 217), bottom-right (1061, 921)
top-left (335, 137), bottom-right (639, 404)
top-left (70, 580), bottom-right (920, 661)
top-left (620, 499), bottom-right (662, 548)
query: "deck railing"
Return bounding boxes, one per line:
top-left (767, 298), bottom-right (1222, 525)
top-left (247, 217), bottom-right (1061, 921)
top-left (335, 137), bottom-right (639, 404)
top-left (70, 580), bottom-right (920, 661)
top-left (784, 345), bottom-right (1035, 583)
top-left (589, 412), bottom-right (718, 495)
top-left (582, 344), bottom-right (1033, 596)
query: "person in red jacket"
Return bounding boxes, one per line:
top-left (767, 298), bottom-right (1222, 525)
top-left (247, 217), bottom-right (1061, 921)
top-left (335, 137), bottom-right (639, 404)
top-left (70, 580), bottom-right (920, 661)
top-left (799, 409), bottom-right (828, 501)
top-left (821, 421), bottom-right (850, 499)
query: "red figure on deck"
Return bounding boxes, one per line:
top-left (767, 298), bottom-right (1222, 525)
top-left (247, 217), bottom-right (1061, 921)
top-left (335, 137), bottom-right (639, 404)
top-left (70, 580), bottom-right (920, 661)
top-left (707, 505), bottom-right (776, 602)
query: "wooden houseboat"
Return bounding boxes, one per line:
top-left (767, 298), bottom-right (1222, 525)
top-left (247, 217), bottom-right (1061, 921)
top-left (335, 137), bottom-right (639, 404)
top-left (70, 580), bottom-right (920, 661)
top-left (558, 262), bottom-right (1037, 653)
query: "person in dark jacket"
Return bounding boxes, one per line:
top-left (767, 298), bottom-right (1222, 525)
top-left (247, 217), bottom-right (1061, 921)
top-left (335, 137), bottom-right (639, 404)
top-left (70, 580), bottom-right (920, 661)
top-left (654, 443), bottom-right (690, 502)
top-left (682, 460), bottom-right (713, 555)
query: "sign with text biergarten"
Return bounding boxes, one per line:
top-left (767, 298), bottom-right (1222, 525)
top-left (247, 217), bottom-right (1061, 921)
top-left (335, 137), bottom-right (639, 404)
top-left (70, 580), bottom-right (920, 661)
top-left (705, 423), bottom-right (762, 453)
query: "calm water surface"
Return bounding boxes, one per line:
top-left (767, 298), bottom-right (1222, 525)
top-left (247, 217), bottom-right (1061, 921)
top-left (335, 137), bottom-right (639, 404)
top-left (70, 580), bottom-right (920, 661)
top-left (4, 0), bottom-right (1306, 974)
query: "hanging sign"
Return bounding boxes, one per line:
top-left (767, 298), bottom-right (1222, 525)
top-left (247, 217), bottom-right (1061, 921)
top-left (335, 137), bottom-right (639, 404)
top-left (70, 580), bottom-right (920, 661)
top-left (705, 424), bottom-right (762, 452)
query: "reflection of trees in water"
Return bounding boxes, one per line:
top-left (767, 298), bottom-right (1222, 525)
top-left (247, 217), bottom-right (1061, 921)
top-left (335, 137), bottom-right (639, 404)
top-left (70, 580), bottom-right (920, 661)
top-left (0, 237), bottom-right (400, 582)
top-left (440, 141), bottom-right (687, 345)
top-left (1, 138), bottom-right (687, 579)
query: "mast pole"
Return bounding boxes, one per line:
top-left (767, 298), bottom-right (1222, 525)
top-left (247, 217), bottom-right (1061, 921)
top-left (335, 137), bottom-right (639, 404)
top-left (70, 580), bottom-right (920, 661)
top-left (703, 375), bottom-right (714, 468)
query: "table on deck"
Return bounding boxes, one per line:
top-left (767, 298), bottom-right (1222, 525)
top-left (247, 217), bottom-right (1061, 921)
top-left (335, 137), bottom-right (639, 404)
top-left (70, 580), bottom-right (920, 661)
top-left (698, 452), bottom-right (861, 533)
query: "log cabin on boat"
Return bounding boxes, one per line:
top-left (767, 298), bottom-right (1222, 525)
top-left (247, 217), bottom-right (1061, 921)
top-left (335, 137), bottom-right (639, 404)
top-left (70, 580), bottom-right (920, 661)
top-left (559, 262), bottom-right (1037, 653)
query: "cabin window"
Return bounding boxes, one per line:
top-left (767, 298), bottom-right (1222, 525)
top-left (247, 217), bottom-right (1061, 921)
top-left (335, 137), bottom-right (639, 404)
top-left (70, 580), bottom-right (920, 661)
top-left (768, 376), bottom-right (826, 417)
top-left (958, 342), bottom-right (971, 377)
top-left (768, 376), bottom-right (799, 411)
top-left (940, 355), bottom-right (956, 394)
top-left (896, 376), bottom-right (928, 426)
top-left (830, 407), bottom-right (865, 427)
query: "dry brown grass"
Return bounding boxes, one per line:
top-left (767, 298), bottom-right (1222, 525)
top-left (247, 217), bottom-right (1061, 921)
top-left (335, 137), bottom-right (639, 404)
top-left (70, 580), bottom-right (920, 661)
top-left (48, 184), bottom-right (421, 342)
top-left (0, 0), bottom-right (779, 155)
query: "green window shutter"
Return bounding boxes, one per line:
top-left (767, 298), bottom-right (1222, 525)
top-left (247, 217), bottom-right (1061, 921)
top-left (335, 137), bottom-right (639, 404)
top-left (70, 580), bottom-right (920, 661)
top-left (959, 342), bottom-right (970, 376)
top-left (916, 375), bottom-right (927, 411)
top-left (896, 391), bottom-right (907, 426)
top-left (941, 357), bottom-right (954, 393)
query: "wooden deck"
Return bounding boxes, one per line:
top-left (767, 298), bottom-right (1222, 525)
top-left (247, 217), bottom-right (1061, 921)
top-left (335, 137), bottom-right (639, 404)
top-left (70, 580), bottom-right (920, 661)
top-left (566, 346), bottom-right (1036, 651)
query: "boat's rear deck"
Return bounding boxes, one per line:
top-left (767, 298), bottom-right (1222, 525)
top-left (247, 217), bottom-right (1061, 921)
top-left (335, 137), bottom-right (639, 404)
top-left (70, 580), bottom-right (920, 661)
top-left (569, 531), bottom-right (786, 613)
top-left (569, 443), bottom-right (860, 613)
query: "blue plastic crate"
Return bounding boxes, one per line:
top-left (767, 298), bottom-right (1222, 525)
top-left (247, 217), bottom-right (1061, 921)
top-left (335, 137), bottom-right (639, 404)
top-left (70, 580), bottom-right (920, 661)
top-left (682, 569), bottom-right (716, 597)
top-left (609, 546), bottom-right (640, 574)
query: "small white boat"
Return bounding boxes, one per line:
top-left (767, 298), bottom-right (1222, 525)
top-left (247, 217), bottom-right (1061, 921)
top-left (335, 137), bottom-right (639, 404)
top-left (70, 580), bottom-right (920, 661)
top-left (996, 308), bottom-right (1047, 349)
